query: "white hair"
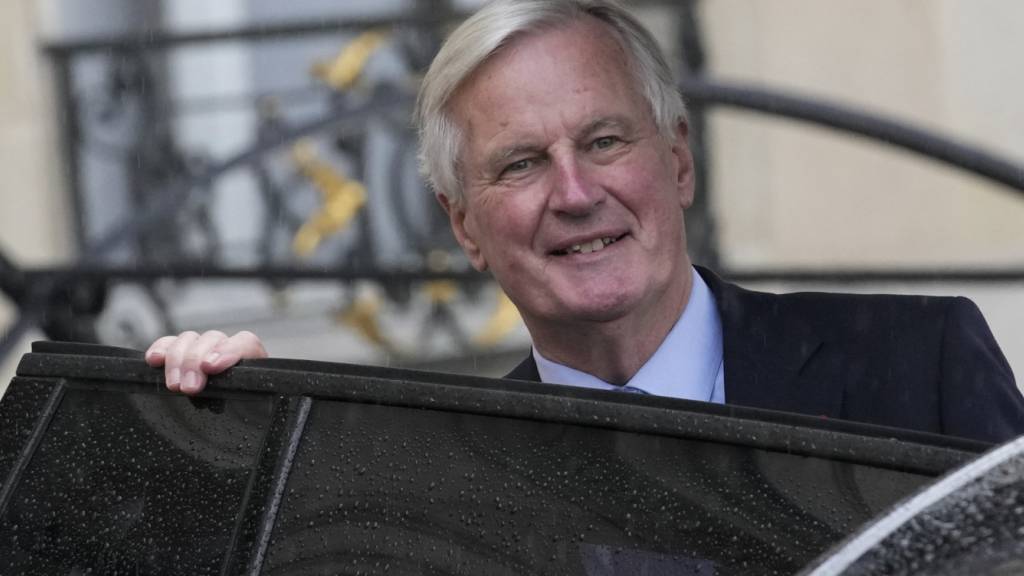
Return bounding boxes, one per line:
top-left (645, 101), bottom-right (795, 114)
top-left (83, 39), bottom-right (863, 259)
top-left (414, 0), bottom-right (687, 205)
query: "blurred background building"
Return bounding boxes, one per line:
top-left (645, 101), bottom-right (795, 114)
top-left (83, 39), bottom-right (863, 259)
top-left (2, 0), bottom-right (1023, 394)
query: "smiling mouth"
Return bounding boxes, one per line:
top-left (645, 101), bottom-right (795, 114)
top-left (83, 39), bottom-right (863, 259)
top-left (551, 233), bottom-right (628, 256)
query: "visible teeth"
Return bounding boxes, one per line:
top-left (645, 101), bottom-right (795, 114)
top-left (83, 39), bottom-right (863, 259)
top-left (566, 237), bottom-right (616, 255)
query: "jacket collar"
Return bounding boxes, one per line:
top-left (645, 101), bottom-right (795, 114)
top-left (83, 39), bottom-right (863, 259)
top-left (506, 353), bottom-right (541, 382)
top-left (696, 266), bottom-right (839, 417)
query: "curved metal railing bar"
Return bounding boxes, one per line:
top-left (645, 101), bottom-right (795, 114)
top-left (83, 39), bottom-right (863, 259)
top-left (681, 78), bottom-right (1024, 195)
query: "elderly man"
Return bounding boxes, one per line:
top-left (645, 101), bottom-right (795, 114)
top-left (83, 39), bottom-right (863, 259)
top-left (146, 0), bottom-right (1024, 443)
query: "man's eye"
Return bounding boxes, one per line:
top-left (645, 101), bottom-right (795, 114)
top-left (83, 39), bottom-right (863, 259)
top-left (592, 136), bottom-right (620, 150)
top-left (503, 159), bottom-right (532, 174)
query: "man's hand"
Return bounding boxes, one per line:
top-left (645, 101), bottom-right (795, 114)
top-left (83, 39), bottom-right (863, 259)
top-left (144, 330), bottom-right (268, 395)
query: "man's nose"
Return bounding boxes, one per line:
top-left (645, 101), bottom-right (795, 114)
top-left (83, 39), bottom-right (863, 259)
top-left (548, 156), bottom-right (604, 216)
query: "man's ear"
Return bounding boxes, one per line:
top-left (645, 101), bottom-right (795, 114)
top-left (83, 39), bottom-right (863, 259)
top-left (671, 121), bottom-right (695, 210)
top-left (437, 192), bottom-right (488, 271)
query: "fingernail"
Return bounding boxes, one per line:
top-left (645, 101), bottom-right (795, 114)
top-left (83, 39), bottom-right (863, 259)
top-left (181, 371), bottom-right (198, 392)
top-left (168, 368), bottom-right (181, 386)
top-left (205, 352), bottom-right (220, 364)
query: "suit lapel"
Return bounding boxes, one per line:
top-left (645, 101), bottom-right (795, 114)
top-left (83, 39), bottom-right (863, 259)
top-left (505, 354), bottom-right (541, 382)
top-left (697, 267), bottom-right (841, 418)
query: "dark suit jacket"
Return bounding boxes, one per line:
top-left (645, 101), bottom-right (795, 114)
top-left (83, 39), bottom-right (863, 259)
top-left (506, 266), bottom-right (1024, 444)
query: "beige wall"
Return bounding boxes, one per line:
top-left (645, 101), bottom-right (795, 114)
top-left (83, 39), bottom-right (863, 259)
top-left (0, 0), bottom-right (71, 394)
top-left (0, 1), bottom-right (71, 263)
top-left (702, 0), bottom-right (1024, 268)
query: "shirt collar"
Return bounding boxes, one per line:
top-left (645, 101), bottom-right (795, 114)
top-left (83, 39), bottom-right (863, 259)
top-left (533, 267), bottom-right (724, 401)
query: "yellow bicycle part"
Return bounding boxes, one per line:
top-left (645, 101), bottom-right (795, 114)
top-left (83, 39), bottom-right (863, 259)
top-left (475, 288), bottom-right (522, 348)
top-left (312, 30), bottom-right (388, 91)
top-left (291, 140), bottom-right (367, 257)
top-left (337, 291), bottom-right (393, 352)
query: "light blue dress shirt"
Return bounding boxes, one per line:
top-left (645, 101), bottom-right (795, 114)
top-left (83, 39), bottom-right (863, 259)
top-left (533, 268), bottom-right (726, 403)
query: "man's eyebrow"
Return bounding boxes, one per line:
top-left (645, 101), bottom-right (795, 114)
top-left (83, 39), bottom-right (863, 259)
top-left (574, 116), bottom-right (633, 141)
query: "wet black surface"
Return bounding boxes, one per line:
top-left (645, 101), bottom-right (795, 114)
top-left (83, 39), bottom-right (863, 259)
top-left (0, 342), bottom-right (989, 575)
top-left (262, 402), bottom-right (928, 575)
top-left (0, 386), bottom-right (276, 575)
top-left (802, 438), bottom-right (1024, 576)
top-left (0, 379), bottom-right (56, 484)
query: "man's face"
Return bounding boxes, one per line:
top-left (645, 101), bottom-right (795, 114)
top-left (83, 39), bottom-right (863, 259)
top-left (442, 18), bottom-right (695, 337)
